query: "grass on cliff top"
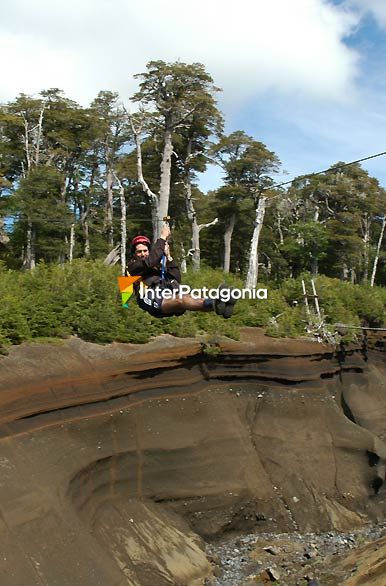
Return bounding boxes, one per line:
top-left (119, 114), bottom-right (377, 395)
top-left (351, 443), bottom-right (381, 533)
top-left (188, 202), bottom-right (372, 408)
top-left (0, 260), bottom-right (384, 349)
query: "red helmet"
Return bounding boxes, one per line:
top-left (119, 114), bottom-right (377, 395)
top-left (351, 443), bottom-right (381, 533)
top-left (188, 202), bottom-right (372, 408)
top-left (131, 235), bottom-right (151, 248)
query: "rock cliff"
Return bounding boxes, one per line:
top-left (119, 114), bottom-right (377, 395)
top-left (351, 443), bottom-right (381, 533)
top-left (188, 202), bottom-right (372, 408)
top-left (0, 328), bottom-right (385, 585)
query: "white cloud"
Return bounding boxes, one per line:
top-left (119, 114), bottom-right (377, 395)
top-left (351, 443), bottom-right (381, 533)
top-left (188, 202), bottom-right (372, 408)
top-left (2, 0), bottom-right (361, 105)
top-left (347, 0), bottom-right (386, 28)
top-left (1, 33), bottom-right (81, 100)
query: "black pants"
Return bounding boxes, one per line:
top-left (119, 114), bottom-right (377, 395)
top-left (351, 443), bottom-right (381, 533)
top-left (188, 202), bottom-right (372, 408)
top-left (136, 285), bottom-right (186, 319)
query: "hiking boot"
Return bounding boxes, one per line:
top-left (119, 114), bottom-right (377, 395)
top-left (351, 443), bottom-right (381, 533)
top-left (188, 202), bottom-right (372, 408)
top-left (223, 288), bottom-right (237, 319)
top-left (214, 298), bottom-right (226, 315)
top-left (213, 283), bottom-right (228, 315)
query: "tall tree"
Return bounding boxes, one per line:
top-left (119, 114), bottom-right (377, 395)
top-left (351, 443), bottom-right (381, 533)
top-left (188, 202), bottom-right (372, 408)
top-left (1, 94), bottom-right (47, 268)
top-left (174, 105), bottom-right (223, 271)
top-left (39, 89), bottom-right (97, 261)
top-left (370, 215), bottom-right (386, 286)
top-left (286, 163), bottom-right (386, 281)
top-left (0, 90), bottom-right (98, 266)
top-left (131, 60), bottom-right (221, 239)
top-left (89, 92), bottom-right (130, 250)
top-left (211, 131), bottom-right (280, 277)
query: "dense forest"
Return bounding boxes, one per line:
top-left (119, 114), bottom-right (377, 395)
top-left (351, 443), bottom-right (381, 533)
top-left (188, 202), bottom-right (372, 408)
top-left (0, 60), bottom-right (385, 347)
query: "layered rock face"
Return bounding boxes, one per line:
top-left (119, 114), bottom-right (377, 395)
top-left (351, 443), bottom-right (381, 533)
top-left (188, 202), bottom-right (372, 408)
top-left (0, 329), bottom-right (385, 585)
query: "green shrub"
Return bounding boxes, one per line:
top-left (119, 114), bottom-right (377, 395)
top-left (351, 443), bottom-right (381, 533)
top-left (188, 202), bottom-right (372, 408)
top-left (235, 287), bottom-right (287, 328)
top-left (0, 294), bottom-right (31, 344)
top-left (0, 269), bottom-right (31, 345)
top-left (265, 306), bottom-right (305, 338)
top-left (0, 262), bottom-right (383, 347)
top-left (164, 312), bottom-right (199, 338)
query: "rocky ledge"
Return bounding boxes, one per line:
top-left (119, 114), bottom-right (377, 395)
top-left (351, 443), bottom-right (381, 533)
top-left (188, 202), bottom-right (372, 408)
top-left (0, 328), bottom-right (385, 585)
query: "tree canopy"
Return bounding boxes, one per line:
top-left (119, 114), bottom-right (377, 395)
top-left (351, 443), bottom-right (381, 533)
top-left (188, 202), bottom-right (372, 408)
top-left (0, 60), bottom-right (385, 288)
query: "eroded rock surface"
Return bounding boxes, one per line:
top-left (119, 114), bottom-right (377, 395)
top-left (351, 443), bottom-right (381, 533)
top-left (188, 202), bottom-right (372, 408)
top-left (0, 329), bottom-right (385, 585)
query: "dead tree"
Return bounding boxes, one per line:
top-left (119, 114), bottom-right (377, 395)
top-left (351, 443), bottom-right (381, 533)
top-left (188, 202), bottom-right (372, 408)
top-left (370, 215), bottom-right (386, 287)
top-left (245, 196), bottom-right (267, 289)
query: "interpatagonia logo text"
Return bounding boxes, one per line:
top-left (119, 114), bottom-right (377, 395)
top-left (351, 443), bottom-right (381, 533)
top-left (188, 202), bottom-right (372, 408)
top-left (139, 283), bottom-right (268, 301)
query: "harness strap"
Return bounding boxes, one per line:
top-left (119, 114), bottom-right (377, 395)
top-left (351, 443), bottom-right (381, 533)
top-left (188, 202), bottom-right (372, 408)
top-left (160, 253), bottom-right (167, 285)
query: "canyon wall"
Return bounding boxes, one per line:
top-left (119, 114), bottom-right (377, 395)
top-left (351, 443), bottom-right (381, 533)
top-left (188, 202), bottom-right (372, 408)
top-left (0, 329), bottom-right (384, 585)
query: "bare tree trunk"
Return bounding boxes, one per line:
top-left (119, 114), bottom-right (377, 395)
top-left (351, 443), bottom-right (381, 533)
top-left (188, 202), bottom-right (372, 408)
top-left (81, 209), bottom-right (90, 258)
top-left (130, 117), bottom-right (159, 238)
top-left (180, 242), bottom-right (187, 274)
top-left (311, 257), bottom-right (318, 278)
top-left (58, 249), bottom-right (66, 265)
top-left (245, 197), bottom-right (267, 289)
top-left (119, 188), bottom-right (126, 275)
top-left (22, 115), bottom-right (32, 173)
top-left (361, 214), bottom-right (371, 282)
top-left (184, 169), bottom-right (201, 272)
top-left (21, 105), bottom-right (45, 170)
top-left (183, 145), bottom-right (217, 272)
top-left (188, 221), bottom-right (198, 271)
top-left (84, 222), bottom-right (90, 258)
top-left (62, 176), bottom-right (75, 259)
top-left (370, 215), bottom-right (386, 287)
top-left (34, 106), bottom-right (45, 166)
top-left (69, 223), bottom-right (75, 263)
top-left (223, 214), bottom-right (235, 273)
top-left (276, 211), bottom-right (284, 245)
top-left (23, 220), bottom-right (36, 270)
top-left (104, 245), bottom-right (120, 266)
top-left (105, 159), bottom-right (114, 249)
top-left (60, 177), bottom-right (68, 203)
top-left (185, 183), bottom-right (218, 272)
top-left (310, 205), bottom-right (320, 276)
top-left (157, 126), bottom-right (173, 238)
top-left (114, 172), bottom-right (127, 275)
top-left (20, 106), bottom-right (46, 269)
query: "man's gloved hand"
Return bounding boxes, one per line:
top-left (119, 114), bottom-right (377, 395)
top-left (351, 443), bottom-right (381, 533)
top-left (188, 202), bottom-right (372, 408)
top-left (160, 223), bottom-right (171, 241)
top-left (164, 243), bottom-right (173, 261)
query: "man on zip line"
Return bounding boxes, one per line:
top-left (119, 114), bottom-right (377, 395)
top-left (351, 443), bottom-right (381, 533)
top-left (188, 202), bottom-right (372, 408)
top-left (126, 222), bottom-right (237, 319)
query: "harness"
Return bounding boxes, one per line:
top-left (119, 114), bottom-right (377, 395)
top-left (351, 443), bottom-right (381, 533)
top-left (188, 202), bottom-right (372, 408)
top-left (160, 253), bottom-right (167, 286)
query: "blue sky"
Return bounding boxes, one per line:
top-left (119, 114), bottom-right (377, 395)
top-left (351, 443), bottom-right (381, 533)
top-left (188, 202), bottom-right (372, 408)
top-left (2, 0), bottom-right (386, 192)
top-left (212, 1), bottom-right (386, 190)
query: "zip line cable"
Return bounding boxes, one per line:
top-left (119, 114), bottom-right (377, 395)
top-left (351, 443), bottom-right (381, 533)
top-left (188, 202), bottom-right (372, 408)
top-left (264, 149), bottom-right (386, 195)
top-left (6, 216), bottom-right (154, 224)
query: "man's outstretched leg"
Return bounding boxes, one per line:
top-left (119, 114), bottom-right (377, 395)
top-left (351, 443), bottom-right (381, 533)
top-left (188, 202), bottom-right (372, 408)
top-left (162, 295), bottom-right (215, 314)
top-left (162, 292), bottom-right (236, 318)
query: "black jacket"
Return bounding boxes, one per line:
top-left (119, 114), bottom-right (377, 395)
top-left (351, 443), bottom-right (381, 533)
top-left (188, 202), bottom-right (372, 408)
top-left (126, 238), bottom-right (181, 290)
